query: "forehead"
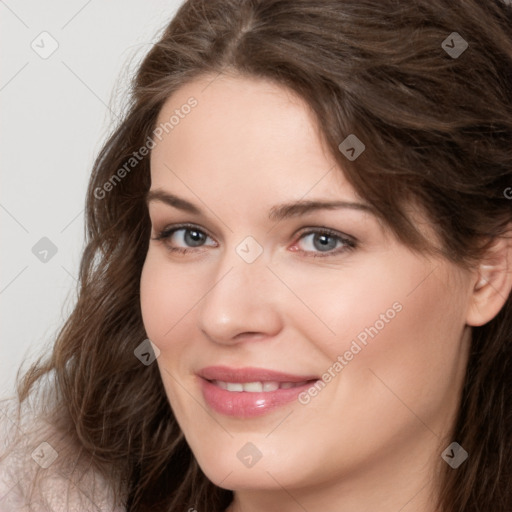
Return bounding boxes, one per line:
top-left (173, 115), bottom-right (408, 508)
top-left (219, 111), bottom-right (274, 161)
top-left (147, 74), bottom-right (445, 255)
top-left (150, 73), bottom-right (363, 206)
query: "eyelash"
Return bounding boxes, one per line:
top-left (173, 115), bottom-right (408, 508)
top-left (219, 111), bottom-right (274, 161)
top-left (152, 223), bottom-right (357, 258)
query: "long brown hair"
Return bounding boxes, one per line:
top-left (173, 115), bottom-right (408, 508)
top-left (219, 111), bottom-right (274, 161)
top-left (6, 0), bottom-right (512, 510)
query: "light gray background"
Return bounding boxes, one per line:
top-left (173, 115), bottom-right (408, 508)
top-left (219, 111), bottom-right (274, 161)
top-left (1, 0), bottom-right (182, 397)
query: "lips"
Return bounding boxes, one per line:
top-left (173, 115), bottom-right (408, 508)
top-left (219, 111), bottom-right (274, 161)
top-left (198, 366), bottom-right (319, 417)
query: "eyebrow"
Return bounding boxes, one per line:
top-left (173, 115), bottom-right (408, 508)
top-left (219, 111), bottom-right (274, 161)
top-left (145, 189), bottom-right (375, 221)
top-left (268, 198), bottom-right (374, 221)
top-left (146, 189), bottom-right (201, 214)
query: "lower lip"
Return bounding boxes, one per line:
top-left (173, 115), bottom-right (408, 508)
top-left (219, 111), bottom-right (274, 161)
top-left (200, 378), bottom-right (317, 418)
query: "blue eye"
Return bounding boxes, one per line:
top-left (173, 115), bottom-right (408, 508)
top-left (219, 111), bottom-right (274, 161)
top-left (294, 228), bottom-right (356, 258)
top-left (153, 224), bottom-right (215, 254)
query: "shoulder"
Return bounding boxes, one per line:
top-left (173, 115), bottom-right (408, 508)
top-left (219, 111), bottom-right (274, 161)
top-left (0, 397), bottom-right (125, 512)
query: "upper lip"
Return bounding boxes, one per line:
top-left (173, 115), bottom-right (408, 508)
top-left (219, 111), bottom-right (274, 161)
top-left (198, 366), bottom-right (319, 383)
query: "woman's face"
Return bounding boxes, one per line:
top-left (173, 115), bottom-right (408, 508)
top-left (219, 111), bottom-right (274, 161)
top-left (140, 74), bottom-right (474, 507)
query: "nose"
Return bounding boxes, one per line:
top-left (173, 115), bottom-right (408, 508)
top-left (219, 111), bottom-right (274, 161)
top-left (196, 252), bottom-right (283, 346)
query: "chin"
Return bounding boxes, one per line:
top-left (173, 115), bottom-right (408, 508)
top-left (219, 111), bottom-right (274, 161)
top-left (191, 444), bottom-right (298, 491)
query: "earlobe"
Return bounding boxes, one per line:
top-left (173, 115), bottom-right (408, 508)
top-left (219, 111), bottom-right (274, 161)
top-left (466, 233), bottom-right (512, 327)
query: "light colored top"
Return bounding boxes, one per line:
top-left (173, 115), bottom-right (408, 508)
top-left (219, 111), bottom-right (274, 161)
top-left (0, 397), bottom-right (125, 512)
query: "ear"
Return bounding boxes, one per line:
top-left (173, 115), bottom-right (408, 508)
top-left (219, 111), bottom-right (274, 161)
top-left (466, 227), bottom-right (512, 327)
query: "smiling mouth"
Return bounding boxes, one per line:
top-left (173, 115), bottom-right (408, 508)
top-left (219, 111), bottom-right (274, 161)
top-left (197, 366), bottom-right (320, 417)
top-left (200, 375), bottom-right (320, 418)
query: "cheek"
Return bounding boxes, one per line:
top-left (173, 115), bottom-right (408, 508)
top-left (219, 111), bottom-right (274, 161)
top-left (271, 254), bottom-right (407, 360)
top-left (139, 252), bottom-right (202, 411)
top-left (140, 254), bottom-right (167, 342)
top-left (299, 250), bottom-right (468, 398)
top-left (377, 274), bottom-right (468, 392)
top-left (329, 261), bottom-right (469, 430)
top-left (139, 251), bottom-right (200, 349)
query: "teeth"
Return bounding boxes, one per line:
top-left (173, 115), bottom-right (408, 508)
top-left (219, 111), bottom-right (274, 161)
top-left (226, 382), bottom-right (244, 392)
top-left (243, 382), bottom-right (263, 392)
top-left (213, 380), bottom-right (308, 392)
top-left (262, 382), bottom-right (279, 392)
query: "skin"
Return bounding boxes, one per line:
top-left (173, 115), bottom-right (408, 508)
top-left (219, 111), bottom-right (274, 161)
top-left (139, 73), bottom-right (503, 512)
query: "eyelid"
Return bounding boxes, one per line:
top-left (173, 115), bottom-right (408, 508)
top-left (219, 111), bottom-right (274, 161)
top-left (294, 225), bottom-right (355, 241)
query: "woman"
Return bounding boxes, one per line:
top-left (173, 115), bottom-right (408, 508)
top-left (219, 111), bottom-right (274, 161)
top-left (1, 0), bottom-right (511, 510)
